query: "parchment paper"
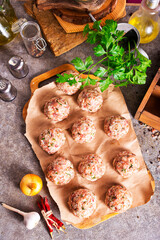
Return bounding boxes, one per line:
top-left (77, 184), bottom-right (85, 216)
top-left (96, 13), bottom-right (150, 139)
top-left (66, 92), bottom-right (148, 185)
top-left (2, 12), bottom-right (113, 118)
top-left (25, 82), bottom-right (154, 228)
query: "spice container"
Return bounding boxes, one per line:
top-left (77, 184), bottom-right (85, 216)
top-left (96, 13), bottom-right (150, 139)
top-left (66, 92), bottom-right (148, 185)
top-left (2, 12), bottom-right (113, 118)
top-left (8, 56), bottom-right (29, 79)
top-left (0, 78), bottom-right (17, 102)
top-left (20, 21), bottom-right (47, 57)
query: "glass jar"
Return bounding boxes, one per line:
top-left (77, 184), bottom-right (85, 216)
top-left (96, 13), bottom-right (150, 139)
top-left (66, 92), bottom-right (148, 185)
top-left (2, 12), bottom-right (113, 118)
top-left (20, 21), bottom-right (47, 57)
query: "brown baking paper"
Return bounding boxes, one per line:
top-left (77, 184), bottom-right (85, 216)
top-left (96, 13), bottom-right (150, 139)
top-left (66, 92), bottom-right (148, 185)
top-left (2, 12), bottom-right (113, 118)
top-left (25, 82), bottom-right (154, 229)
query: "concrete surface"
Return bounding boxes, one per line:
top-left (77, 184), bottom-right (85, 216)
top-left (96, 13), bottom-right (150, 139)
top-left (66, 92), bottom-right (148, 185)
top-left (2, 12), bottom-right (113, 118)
top-left (0, 2), bottom-right (160, 240)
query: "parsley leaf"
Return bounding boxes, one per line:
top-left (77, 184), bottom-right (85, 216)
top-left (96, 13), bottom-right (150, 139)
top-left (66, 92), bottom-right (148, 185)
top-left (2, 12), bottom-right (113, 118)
top-left (71, 57), bottom-right (86, 71)
top-left (109, 45), bottom-right (121, 57)
top-left (99, 77), bottom-right (113, 92)
top-left (93, 45), bottom-right (106, 56)
top-left (87, 31), bottom-right (98, 44)
top-left (94, 67), bottom-right (107, 77)
top-left (81, 76), bottom-right (98, 89)
top-left (57, 20), bottom-right (151, 92)
top-left (93, 20), bottom-right (101, 30)
top-left (85, 56), bottom-right (93, 68)
top-left (105, 19), bottom-right (117, 33)
top-left (83, 24), bottom-right (90, 36)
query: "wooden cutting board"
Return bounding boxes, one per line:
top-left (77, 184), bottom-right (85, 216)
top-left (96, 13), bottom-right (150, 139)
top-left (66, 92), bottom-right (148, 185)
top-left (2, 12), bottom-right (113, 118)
top-left (52, 0), bottom-right (117, 25)
top-left (23, 63), bottom-right (155, 229)
top-left (24, 1), bottom-right (87, 56)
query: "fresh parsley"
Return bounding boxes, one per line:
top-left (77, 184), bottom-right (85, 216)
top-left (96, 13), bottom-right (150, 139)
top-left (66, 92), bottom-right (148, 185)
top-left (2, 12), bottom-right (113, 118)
top-left (56, 20), bottom-right (151, 92)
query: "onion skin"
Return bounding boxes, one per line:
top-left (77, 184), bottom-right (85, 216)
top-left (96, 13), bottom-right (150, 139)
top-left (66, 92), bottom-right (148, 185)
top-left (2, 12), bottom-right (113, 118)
top-left (20, 174), bottom-right (43, 196)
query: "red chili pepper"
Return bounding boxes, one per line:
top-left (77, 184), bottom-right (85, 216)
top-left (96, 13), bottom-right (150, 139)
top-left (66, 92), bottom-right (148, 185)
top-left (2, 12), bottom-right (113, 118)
top-left (37, 196), bottom-right (66, 239)
top-left (37, 198), bottom-right (53, 238)
top-left (44, 197), bottom-right (64, 229)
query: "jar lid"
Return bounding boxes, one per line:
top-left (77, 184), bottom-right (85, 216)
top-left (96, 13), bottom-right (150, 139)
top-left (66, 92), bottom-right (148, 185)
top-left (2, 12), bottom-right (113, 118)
top-left (11, 18), bottom-right (27, 33)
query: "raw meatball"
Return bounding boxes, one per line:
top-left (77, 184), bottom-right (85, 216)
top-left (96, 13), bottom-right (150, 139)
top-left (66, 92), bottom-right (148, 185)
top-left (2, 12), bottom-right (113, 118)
top-left (44, 97), bottom-right (70, 122)
top-left (105, 185), bottom-right (133, 213)
top-left (77, 88), bottom-right (103, 112)
top-left (68, 188), bottom-right (97, 218)
top-left (113, 150), bottom-right (140, 178)
top-left (71, 117), bottom-right (96, 143)
top-left (39, 128), bottom-right (66, 154)
top-left (78, 154), bottom-right (105, 181)
top-left (104, 115), bottom-right (129, 140)
top-left (46, 157), bottom-right (75, 185)
top-left (56, 70), bottom-right (82, 95)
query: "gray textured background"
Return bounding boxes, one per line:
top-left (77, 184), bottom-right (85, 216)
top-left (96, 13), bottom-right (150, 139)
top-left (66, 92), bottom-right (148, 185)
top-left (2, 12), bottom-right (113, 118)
top-left (0, 2), bottom-right (160, 240)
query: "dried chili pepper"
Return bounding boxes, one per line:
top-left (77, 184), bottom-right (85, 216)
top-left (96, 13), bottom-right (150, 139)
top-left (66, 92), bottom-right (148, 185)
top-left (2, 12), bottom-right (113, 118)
top-left (37, 196), bottom-right (66, 239)
top-left (44, 197), bottom-right (65, 230)
top-left (37, 199), bottom-right (53, 238)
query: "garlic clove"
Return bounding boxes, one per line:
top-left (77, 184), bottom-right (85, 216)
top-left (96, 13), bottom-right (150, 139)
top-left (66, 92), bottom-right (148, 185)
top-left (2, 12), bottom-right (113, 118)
top-left (23, 212), bottom-right (41, 230)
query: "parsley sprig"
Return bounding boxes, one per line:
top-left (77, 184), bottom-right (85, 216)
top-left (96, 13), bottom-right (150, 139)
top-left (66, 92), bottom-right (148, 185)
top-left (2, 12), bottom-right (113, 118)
top-left (56, 20), bottom-right (151, 92)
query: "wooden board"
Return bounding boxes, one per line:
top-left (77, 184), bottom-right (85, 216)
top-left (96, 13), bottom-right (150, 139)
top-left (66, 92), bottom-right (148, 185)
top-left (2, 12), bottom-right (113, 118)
top-left (23, 64), bottom-right (155, 229)
top-left (135, 68), bottom-right (160, 131)
top-left (52, 0), bottom-right (117, 25)
top-left (37, 0), bottom-right (109, 12)
top-left (53, 0), bottom-right (126, 33)
top-left (24, 1), bottom-right (87, 56)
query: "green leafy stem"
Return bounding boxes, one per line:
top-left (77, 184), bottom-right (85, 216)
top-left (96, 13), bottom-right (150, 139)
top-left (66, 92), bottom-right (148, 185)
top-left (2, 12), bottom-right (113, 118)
top-left (56, 20), bottom-right (151, 92)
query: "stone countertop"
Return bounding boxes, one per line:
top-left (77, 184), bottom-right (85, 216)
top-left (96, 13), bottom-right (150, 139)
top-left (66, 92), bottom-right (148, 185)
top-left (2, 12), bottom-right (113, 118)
top-left (0, 2), bottom-right (160, 240)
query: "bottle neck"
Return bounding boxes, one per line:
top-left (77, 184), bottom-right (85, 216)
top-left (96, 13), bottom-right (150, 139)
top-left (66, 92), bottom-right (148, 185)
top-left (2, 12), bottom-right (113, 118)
top-left (145, 0), bottom-right (159, 9)
top-left (141, 0), bottom-right (159, 13)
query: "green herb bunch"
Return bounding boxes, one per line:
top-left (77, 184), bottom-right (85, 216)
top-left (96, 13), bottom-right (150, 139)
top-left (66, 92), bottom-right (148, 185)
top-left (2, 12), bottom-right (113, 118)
top-left (56, 20), bottom-right (151, 92)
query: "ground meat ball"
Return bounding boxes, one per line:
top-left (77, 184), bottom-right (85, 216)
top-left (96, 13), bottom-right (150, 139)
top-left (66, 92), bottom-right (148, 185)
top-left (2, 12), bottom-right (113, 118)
top-left (68, 188), bottom-right (97, 218)
top-left (39, 128), bottom-right (66, 154)
top-left (105, 185), bottom-right (133, 213)
top-left (46, 157), bottom-right (75, 185)
top-left (78, 154), bottom-right (105, 181)
top-left (71, 117), bottom-right (96, 143)
top-left (77, 88), bottom-right (103, 112)
top-left (56, 70), bottom-right (82, 95)
top-left (113, 150), bottom-right (140, 178)
top-left (44, 97), bottom-right (70, 122)
top-left (104, 115), bottom-right (129, 140)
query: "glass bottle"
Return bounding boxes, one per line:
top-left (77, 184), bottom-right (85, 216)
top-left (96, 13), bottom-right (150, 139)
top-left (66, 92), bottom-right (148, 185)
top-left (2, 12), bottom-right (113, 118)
top-left (128, 0), bottom-right (160, 44)
top-left (1, 0), bottom-right (17, 24)
top-left (0, 6), bottom-right (15, 45)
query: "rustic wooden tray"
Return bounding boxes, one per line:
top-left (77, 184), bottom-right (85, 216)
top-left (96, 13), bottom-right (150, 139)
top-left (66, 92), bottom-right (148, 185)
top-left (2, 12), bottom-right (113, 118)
top-left (135, 68), bottom-right (160, 131)
top-left (23, 64), bottom-right (155, 229)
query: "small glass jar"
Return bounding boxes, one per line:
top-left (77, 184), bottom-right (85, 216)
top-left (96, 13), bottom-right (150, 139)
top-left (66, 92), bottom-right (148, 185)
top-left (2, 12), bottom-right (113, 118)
top-left (20, 21), bottom-right (47, 58)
